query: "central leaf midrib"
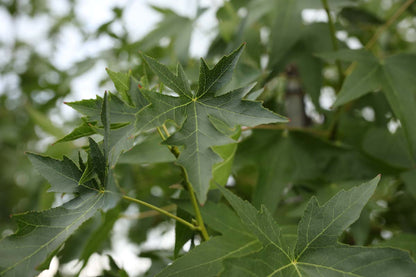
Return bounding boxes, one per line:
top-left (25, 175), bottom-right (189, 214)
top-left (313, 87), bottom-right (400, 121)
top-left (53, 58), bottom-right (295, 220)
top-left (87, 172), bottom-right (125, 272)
top-left (140, 101), bottom-right (191, 131)
top-left (297, 262), bottom-right (362, 276)
top-left (1, 193), bottom-right (104, 275)
top-left (296, 186), bottom-right (373, 260)
top-left (163, 239), bottom-right (259, 276)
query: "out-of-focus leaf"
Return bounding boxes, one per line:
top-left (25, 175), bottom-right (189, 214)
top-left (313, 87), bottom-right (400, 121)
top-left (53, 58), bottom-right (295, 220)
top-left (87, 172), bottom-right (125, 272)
top-left (321, 50), bottom-right (416, 159)
top-left (27, 106), bottom-right (66, 138)
top-left (401, 169), bottom-right (416, 200)
top-left (362, 127), bottom-right (414, 169)
top-left (377, 233), bottom-right (416, 259)
top-left (269, 0), bottom-right (302, 68)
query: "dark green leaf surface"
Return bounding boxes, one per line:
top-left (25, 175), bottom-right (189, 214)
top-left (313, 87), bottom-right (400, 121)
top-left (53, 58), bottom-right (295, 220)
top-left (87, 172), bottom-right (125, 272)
top-left (324, 50), bottom-right (416, 159)
top-left (219, 176), bottom-right (416, 276)
top-left (0, 92), bottom-right (122, 276)
top-left (157, 202), bottom-right (261, 277)
top-left (0, 191), bottom-right (106, 277)
top-left (139, 44), bottom-right (287, 203)
top-left (66, 93), bottom-right (137, 124)
top-left (27, 153), bottom-right (82, 193)
top-left (118, 133), bottom-right (175, 164)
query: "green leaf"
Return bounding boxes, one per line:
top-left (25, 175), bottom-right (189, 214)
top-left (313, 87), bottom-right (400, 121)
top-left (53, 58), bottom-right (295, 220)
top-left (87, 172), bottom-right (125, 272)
top-left (294, 177), bottom-right (378, 257)
top-left (362, 127), bottom-right (414, 169)
top-left (376, 233), bottom-right (416, 259)
top-left (139, 44), bottom-right (287, 203)
top-left (106, 68), bottom-right (131, 104)
top-left (102, 91), bottom-right (111, 162)
top-left (1, 91), bottom-right (124, 276)
top-left (174, 207), bottom-right (195, 259)
top-left (27, 106), bottom-right (66, 138)
top-left (401, 169), bottom-right (416, 200)
top-left (137, 8), bottom-right (195, 63)
top-left (55, 120), bottom-right (97, 144)
top-left (157, 201), bottom-right (261, 277)
top-left (269, 0), bottom-right (302, 68)
top-left (333, 57), bottom-right (381, 107)
top-left (219, 176), bottom-right (416, 276)
top-left (325, 50), bottom-right (416, 159)
top-left (0, 190), bottom-right (108, 277)
top-left (66, 93), bottom-right (136, 123)
top-left (87, 137), bottom-right (106, 186)
top-left (236, 130), bottom-right (334, 213)
top-left (118, 133), bottom-right (175, 164)
top-left (27, 153), bottom-right (82, 193)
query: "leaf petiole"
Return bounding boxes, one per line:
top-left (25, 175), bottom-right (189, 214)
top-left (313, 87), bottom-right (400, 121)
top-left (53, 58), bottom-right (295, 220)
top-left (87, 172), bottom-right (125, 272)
top-left (157, 123), bottom-right (210, 240)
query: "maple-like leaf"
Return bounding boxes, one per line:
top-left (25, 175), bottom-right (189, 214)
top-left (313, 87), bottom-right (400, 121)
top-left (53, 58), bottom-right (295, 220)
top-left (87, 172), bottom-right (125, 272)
top-left (218, 176), bottom-right (416, 276)
top-left (138, 44), bottom-right (288, 203)
top-left (0, 93), bottom-right (119, 277)
top-left (156, 201), bottom-right (262, 277)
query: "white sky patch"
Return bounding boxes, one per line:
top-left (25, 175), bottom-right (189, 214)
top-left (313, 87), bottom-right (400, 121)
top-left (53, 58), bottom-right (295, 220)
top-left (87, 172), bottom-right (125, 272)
top-left (304, 94), bottom-right (324, 124)
top-left (319, 86), bottom-right (336, 110)
top-left (346, 36), bottom-right (363, 49)
top-left (362, 106), bottom-right (375, 122)
top-left (0, 7), bottom-right (14, 45)
top-left (75, 0), bottom-right (129, 32)
top-left (387, 118), bottom-right (401, 134)
top-left (302, 9), bottom-right (328, 24)
top-left (47, 0), bottom-right (71, 17)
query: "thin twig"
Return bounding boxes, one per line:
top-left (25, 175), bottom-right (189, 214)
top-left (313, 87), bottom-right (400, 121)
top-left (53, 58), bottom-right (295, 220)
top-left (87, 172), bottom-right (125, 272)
top-left (321, 0), bottom-right (344, 86)
top-left (345, 0), bottom-right (415, 75)
top-left (242, 124), bottom-right (329, 136)
top-left (156, 124), bottom-right (210, 241)
top-left (120, 204), bottom-right (177, 220)
top-left (122, 195), bottom-right (198, 231)
top-left (366, 0), bottom-right (415, 50)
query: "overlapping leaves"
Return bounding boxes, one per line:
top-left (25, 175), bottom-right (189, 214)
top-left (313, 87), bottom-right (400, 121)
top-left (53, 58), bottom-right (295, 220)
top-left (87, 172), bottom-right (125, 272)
top-left (320, 50), bottom-right (416, 159)
top-left (138, 44), bottom-right (287, 203)
top-left (0, 93), bottom-right (119, 277)
top-left (217, 176), bottom-right (416, 276)
top-left (155, 177), bottom-right (416, 276)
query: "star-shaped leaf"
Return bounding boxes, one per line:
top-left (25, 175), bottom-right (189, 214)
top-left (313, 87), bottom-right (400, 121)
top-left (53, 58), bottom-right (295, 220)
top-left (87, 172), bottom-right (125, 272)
top-left (156, 201), bottom-right (262, 277)
top-left (138, 44), bottom-right (288, 203)
top-left (218, 176), bottom-right (416, 276)
top-left (0, 93), bottom-right (120, 277)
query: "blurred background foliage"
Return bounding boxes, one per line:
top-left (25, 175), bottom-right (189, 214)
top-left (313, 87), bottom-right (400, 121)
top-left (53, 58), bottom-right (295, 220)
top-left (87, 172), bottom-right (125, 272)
top-left (1, 0), bottom-right (416, 275)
